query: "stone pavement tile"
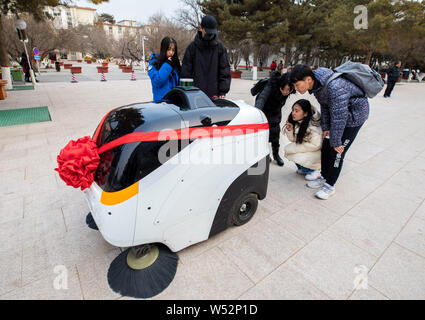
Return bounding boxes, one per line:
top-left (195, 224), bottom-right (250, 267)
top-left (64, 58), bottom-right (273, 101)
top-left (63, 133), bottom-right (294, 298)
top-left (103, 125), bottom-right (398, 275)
top-left (346, 141), bottom-right (387, 164)
top-left (328, 183), bottom-right (423, 257)
top-left (2, 138), bottom-right (49, 153)
top-left (23, 186), bottom-right (69, 218)
top-left (0, 149), bottom-right (27, 171)
top-left (1, 168), bottom-right (25, 194)
top-left (266, 176), bottom-right (308, 208)
top-left (284, 230), bottom-right (377, 300)
top-left (178, 226), bottom-right (241, 266)
top-left (269, 197), bottom-right (340, 243)
top-left (21, 208), bottom-right (67, 249)
top-left (0, 195), bottom-right (24, 224)
top-left (1, 267), bottom-right (83, 300)
top-left (349, 287), bottom-right (389, 300)
top-left (0, 134), bottom-right (26, 146)
top-left (386, 137), bottom-right (425, 162)
top-left (394, 217), bottom-right (425, 258)
top-left (244, 195), bottom-right (289, 228)
top-left (387, 167), bottom-right (425, 200)
top-left (0, 217), bottom-right (25, 252)
top-left (61, 198), bottom-right (92, 233)
top-left (24, 160), bottom-right (58, 181)
top-left (0, 125), bottom-right (31, 138)
top-left (368, 243), bottom-right (425, 300)
top-left (239, 264), bottom-right (330, 300)
top-left (350, 150), bottom-right (408, 182)
top-left (21, 227), bottom-right (116, 286)
top-left (338, 159), bottom-right (360, 176)
top-left (0, 248), bottom-right (22, 297)
top-left (155, 247), bottom-right (253, 300)
top-left (316, 171), bottom-right (382, 215)
top-left (415, 201), bottom-right (425, 222)
top-left (218, 218), bottom-right (305, 283)
top-left (75, 249), bottom-right (122, 300)
top-left (21, 174), bottom-right (59, 198)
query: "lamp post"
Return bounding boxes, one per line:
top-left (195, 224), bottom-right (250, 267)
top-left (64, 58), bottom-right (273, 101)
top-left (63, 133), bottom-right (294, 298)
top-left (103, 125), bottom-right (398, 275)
top-left (14, 18), bottom-right (36, 85)
top-left (142, 36), bottom-right (148, 73)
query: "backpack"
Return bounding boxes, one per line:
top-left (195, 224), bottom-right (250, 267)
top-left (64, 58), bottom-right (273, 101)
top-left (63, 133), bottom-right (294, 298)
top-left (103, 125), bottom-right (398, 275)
top-left (324, 61), bottom-right (385, 99)
top-left (251, 78), bottom-right (269, 96)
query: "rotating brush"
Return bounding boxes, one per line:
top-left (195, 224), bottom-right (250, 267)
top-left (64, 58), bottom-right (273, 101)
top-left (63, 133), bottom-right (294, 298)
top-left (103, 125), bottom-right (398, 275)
top-left (107, 243), bottom-right (178, 299)
top-left (86, 212), bottom-right (99, 230)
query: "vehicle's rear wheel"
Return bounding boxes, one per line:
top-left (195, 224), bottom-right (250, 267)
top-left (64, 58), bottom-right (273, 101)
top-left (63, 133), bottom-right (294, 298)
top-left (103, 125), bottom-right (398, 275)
top-left (232, 193), bottom-right (258, 226)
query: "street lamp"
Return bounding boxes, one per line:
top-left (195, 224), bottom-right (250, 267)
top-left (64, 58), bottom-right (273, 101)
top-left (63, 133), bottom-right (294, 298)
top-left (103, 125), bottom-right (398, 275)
top-left (14, 18), bottom-right (36, 85)
top-left (142, 36), bottom-right (148, 73)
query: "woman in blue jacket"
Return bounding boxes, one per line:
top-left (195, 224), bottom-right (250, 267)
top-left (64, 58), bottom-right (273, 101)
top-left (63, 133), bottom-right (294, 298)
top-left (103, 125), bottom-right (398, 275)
top-left (148, 37), bottom-right (181, 102)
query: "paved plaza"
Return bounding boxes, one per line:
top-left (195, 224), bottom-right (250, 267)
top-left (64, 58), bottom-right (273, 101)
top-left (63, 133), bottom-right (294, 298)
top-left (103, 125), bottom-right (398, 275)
top-left (1, 74), bottom-right (425, 300)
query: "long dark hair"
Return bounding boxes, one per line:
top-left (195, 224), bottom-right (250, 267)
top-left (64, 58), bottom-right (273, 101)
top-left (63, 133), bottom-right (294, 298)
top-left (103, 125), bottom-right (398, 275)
top-left (287, 99), bottom-right (318, 144)
top-left (153, 37), bottom-right (181, 74)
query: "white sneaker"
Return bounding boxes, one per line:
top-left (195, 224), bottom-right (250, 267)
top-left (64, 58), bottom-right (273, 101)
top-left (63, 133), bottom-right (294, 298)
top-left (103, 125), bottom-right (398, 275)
top-left (305, 170), bottom-right (322, 181)
top-left (306, 176), bottom-right (325, 189)
top-left (315, 184), bottom-right (336, 200)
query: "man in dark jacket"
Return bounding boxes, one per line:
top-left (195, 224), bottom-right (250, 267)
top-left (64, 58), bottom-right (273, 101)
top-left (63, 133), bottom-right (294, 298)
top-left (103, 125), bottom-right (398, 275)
top-left (290, 65), bottom-right (370, 200)
top-left (181, 15), bottom-right (231, 99)
top-left (384, 61), bottom-right (401, 98)
top-left (252, 71), bottom-right (294, 166)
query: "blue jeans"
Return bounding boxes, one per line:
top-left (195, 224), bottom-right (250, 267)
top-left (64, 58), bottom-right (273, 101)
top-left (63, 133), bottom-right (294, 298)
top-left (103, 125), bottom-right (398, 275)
top-left (296, 164), bottom-right (314, 174)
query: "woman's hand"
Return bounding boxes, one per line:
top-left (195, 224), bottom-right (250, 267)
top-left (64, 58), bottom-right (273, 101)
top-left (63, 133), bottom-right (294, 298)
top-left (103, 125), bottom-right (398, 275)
top-left (286, 121), bottom-right (293, 131)
top-left (322, 130), bottom-right (330, 140)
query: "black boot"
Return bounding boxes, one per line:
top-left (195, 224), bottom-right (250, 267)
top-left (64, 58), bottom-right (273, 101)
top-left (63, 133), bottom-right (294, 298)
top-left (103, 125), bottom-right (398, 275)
top-left (273, 147), bottom-right (284, 167)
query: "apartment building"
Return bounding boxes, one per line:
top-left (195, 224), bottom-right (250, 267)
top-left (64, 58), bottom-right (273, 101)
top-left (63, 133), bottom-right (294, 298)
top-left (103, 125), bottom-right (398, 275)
top-left (44, 6), bottom-right (98, 29)
top-left (103, 20), bottom-right (145, 41)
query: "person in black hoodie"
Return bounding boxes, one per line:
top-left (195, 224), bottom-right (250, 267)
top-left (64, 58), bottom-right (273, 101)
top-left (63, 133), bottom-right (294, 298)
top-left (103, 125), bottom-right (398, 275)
top-left (181, 15), bottom-right (231, 99)
top-left (252, 71), bottom-right (294, 166)
top-left (384, 61), bottom-right (402, 98)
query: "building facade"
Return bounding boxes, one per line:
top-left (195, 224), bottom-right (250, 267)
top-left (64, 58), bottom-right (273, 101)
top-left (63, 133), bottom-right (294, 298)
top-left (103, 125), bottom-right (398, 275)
top-left (44, 6), bottom-right (98, 29)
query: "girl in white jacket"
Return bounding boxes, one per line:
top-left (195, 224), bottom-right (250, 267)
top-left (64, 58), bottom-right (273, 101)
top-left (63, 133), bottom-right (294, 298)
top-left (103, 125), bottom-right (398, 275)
top-left (284, 99), bottom-right (322, 181)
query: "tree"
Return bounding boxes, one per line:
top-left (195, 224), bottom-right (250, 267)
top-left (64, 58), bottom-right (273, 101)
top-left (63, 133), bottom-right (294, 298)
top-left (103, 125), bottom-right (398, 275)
top-left (0, 0), bottom-right (109, 66)
top-left (174, 0), bottom-right (203, 30)
top-left (327, 0), bottom-right (395, 65)
top-left (144, 12), bottom-right (194, 61)
top-left (99, 13), bottom-right (115, 24)
top-left (3, 13), bottom-right (78, 66)
top-left (201, 0), bottom-right (290, 67)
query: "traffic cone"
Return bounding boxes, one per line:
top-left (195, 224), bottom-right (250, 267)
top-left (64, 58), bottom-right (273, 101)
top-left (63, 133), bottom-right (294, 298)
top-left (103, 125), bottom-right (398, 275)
top-left (71, 72), bottom-right (78, 83)
top-left (101, 72), bottom-right (107, 82)
top-left (131, 71), bottom-right (136, 81)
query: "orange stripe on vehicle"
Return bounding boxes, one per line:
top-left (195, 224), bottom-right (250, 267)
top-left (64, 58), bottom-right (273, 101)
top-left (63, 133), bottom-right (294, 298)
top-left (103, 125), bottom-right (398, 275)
top-left (100, 182), bottom-right (139, 206)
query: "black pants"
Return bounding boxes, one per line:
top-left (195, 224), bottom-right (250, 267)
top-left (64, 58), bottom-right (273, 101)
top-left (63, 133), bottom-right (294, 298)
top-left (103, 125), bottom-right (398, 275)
top-left (321, 125), bottom-right (362, 187)
top-left (384, 81), bottom-right (396, 97)
top-left (264, 111), bottom-right (282, 150)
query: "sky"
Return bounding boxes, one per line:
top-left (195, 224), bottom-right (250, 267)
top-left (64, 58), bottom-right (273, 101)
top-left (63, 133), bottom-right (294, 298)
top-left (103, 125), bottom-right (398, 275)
top-left (73, 0), bottom-right (182, 24)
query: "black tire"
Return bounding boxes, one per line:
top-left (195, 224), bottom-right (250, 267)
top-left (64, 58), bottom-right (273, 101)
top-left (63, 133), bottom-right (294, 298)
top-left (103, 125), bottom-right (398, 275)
top-left (232, 193), bottom-right (258, 226)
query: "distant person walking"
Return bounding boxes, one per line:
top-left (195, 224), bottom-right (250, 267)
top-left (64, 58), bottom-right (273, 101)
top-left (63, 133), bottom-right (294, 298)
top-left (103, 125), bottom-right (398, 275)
top-left (181, 15), bottom-right (231, 99)
top-left (270, 60), bottom-right (277, 72)
top-left (148, 37), bottom-right (181, 102)
top-left (20, 52), bottom-right (31, 82)
top-left (384, 61), bottom-right (402, 98)
top-left (290, 65), bottom-right (369, 200)
top-left (277, 60), bottom-right (284, 74)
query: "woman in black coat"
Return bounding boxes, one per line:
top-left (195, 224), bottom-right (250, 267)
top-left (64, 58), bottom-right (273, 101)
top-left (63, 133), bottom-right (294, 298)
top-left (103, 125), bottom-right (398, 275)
top-left (252, 71), bottom-right (294, 166)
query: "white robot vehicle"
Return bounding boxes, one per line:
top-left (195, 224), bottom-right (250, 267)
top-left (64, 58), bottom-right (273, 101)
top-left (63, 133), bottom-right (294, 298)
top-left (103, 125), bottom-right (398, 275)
top-left (84, 87), bottom-right (270, 298)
